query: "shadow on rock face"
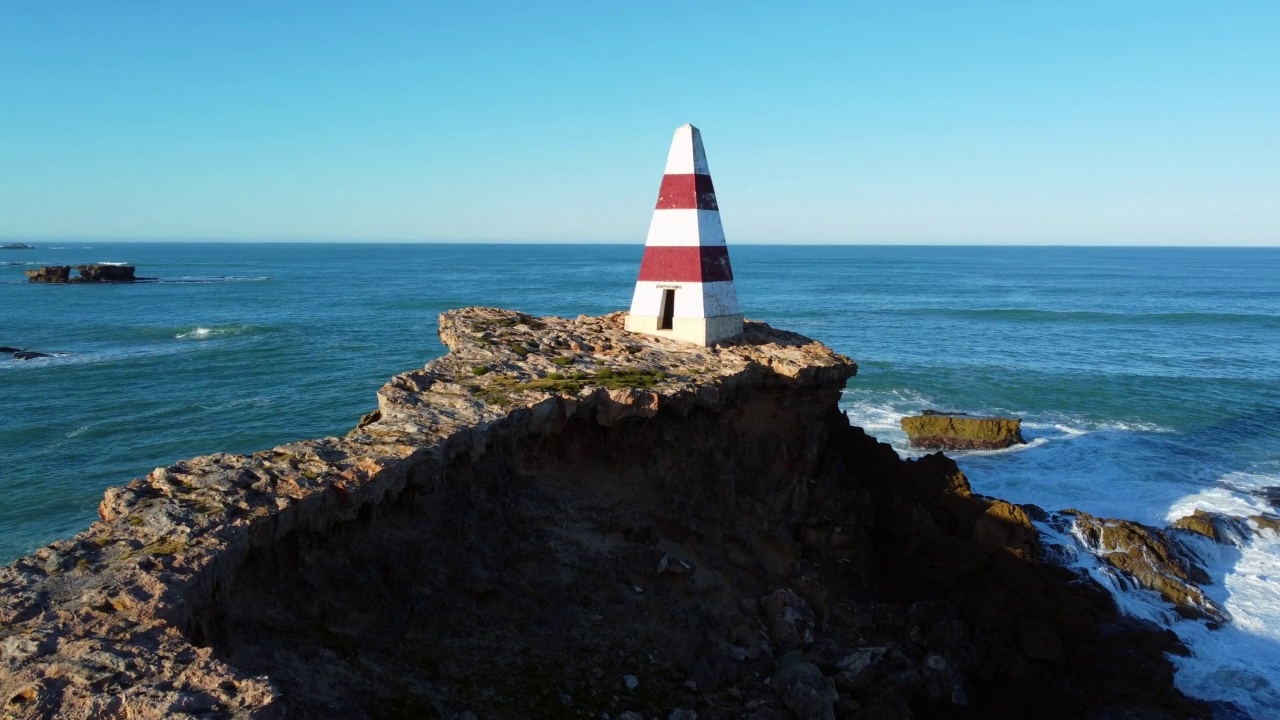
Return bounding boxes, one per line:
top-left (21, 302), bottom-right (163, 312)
top-left (199, 396), bottom-right (1207, 719)
top-left (0, 309), bottom-right (1214, 720)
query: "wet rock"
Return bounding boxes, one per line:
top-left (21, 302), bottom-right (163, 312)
top-left (1067, 510), bottom-right (1226, 622)
top-left (12, 351), bottom-right (51, 360)
top-left (1249, 487), bottom-right (1280, 511)
top-left (1250, 514), bottom-right (1280, 534)
top-left (900, 411), bottom-right (1025, 450)
top-left (1172, 509), bottom-right (1248, 546)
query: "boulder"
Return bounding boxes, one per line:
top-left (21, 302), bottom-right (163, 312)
top-left (771, 652), bottom-right (836, 720)
top-left (760, 589), bottom-right (816, 651)
top-left (901, 411), bottom-right (1025, 450)
top-left (13, 351), bottom-right (52, 360)
top-left (0, 346), bottom-right (22, 353)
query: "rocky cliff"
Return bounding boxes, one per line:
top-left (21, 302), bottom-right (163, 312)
top-left (0, 309), bottom-right (1208, 719)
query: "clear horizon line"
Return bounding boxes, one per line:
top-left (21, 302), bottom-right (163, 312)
top-left (3, 237), bottom-right (1278, 248)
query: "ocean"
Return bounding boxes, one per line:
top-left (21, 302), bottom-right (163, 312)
top-left (2, 243), bottom-right (1279, 716)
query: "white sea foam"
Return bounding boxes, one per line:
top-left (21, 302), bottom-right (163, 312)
top-left (843, 388), bottom-right (1280, 715)
top-left (159, 276), bottom-right (272, 284)
top-left (1036, 477), bottom-right (1280, 717)
top-left (0, 345), bottom-right (190, 373)
top-left (95, 261), bottom-right (130, 266)
top-left (1152, 482), bottom-right (1280, 717)
top-left (175, 326), bottom-right (252, 340)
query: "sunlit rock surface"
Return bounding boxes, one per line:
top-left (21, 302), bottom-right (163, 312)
top-left (0, 309), bottom-right (1209, 719)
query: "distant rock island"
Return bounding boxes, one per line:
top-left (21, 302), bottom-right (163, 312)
top-left (0, 308), bottom-right (1213, 719)
top-left (901, 410), bottom-right (1026, 450)
top-left (1, 243), bottom-right (33, 249)
top-left (25, 264), bottom-right (137, 283)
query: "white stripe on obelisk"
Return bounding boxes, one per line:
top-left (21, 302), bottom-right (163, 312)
top-left (643, 209), bottom-right (727, 247)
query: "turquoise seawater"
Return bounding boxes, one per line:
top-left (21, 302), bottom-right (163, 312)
top-left (2, 243), bottom-right (1279, 715)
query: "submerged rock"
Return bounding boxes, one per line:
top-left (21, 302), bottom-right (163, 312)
top-left (11, 351), bottom-right (52, 360)
top-left (0, 243), bottom-right (33, 249)
top-left (900, 410), bottom-right (1025, 450)
top-left (0, 308), bottom-right (1210, 720)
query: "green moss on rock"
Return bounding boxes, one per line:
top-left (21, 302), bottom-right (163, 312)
top-left (900, 411), bottom-right (1025, 450)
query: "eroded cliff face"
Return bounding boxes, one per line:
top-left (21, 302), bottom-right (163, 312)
top-left (0, 309), bottom-right (1208, 719)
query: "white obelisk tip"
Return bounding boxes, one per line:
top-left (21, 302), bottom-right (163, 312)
top-left (663, 123), bottom-right (710, 175)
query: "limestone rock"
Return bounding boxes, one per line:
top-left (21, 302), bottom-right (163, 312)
top-left (24, 264), bottom-right (136, 283)
top-left (0, 307), bottom-right (1210, 720)
top-left (1066, 510), bottom-right (1226, 622)
top-left (74, 264), bottom-right (136, 282)
top-left (1172, 509), bottom-right (1248, 546)
top-left (900, 411), bottom-right (1025, 451)
top-left (24, 265), bottom-right (70, 282)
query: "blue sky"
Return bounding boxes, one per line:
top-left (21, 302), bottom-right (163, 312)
top-left (1, 2), bottom-right (1277, 245)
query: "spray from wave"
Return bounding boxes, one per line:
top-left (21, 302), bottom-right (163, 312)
top-left (175, 326), bottom-right (257, 340)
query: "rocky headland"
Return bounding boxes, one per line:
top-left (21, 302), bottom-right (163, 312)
top-left (0, 309), bottom-right (1216, 719)
top-left (25, 265), bottom-right (137, 283)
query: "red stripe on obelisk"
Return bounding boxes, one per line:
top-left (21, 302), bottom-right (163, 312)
top-left (655, 174), bottom-right (718, 210)
top-left (637, 246), bottom-right (734, 282)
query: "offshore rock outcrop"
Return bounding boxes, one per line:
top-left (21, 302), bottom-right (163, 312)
top-left (24, 265), bottom-right (136, 283)
top-left (900, 411), bottom-right (1025, 451)
top-left (0, 309), bottom-right (1208, 719)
